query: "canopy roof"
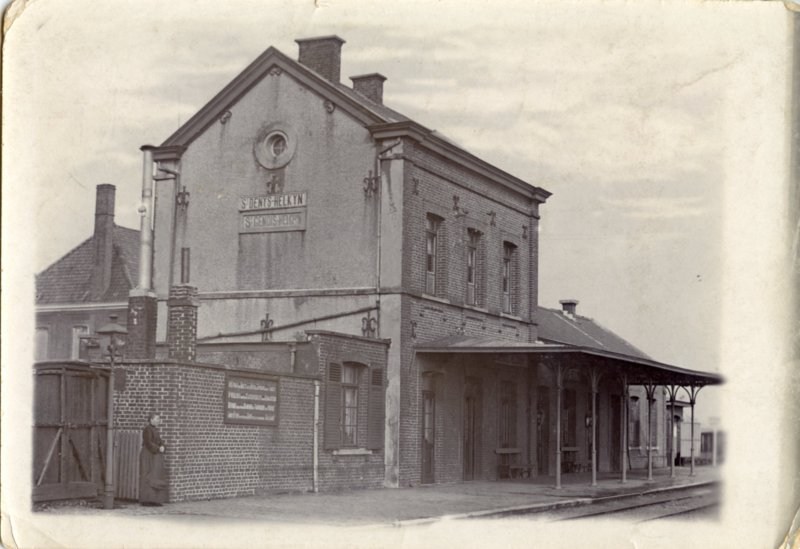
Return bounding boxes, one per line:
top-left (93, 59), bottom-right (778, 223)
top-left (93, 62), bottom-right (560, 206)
top-left (415, 335), bottom-right (722, 386)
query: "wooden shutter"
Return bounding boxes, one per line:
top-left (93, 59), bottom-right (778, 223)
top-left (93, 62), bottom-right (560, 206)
top-left (367, 367), bottom-right (385, 450)
top-left (324, 363), bottom-right (342, 450)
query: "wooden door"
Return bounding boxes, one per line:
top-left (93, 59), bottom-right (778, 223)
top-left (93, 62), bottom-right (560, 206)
top-left (610, 395), bottom-right (621, 473)
top-left (421, 391), bottom-right (435, 484)
top-left (33, 365), bottom-right (108, 502)
top-left (463, 377), bottom-right (481, 480)
top-left (537, 386), bottom-right (549, 475)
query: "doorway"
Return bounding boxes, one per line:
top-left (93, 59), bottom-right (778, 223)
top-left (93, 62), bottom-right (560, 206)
top-left (463, 377), bottom-right (482, 480)
top-left (537, 385), bottom-right (549, 475)
top-left (610, 395), bottom-right (621, 472)
top-left (421, 390), bottom-right (435, 484)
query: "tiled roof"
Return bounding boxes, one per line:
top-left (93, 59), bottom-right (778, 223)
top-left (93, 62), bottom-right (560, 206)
top-left (35, 225), bottom-right (140, 304)
top-left (536, 306), bottom-right (651, 359)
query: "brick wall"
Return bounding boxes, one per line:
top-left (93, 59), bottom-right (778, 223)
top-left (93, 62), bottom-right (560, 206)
top-left (167, 285), bottom-right (198, 362)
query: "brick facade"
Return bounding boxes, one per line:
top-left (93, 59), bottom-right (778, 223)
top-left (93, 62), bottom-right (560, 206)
top-left (112, 331), bottom-right (388, 501)
top-left (167, 285), bottom-right (198, 362)
top-left (126, 293), bottom-right (157, 359)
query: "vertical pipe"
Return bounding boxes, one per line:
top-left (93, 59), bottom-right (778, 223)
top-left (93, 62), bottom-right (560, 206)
top-left (138, 146), bottom-right (156, 291)
top-left (313, 380), bottom-right (320, 493)
top-left (690, 399), bottom-right (696, 477)
top-left (621, 375), bottom-right (627, 484)
top-left (712, 428), bottom-right (717, 467)
top-left (103, 364), bottom-right (115, 509)
top-left (669, 387), bottom-right (677, 479)
top-left (592, 384), bottom-right (597, 486)
top-left (646, 391), bottom-right (653, 481)
top-left (555, 365), bottom-right (562, 490)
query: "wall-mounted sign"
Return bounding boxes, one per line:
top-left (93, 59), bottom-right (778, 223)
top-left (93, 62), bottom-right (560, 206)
top-left (239, 191), bottom-right (307, 212)
top-left (238, 191), bottom-right (308, 234)
top-left (224, 374), bottom-right (279, 426)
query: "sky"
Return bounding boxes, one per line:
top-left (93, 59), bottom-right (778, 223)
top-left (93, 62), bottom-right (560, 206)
top-left (5, 1), bottom-right (791, 413)
top-left (3, 0), bottom-right (797, 546)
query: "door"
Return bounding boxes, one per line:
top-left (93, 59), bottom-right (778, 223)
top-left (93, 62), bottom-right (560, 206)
top-left (463, 377), bottom-right (481, 480)
top-left (610, 395), bottom-right (621, 472)
top-left (537, 386), bottom-right (549, 475)
top-left (33, 365), bottom-right (108, 502)
top-left (421, 391), bottom-right (435, 484)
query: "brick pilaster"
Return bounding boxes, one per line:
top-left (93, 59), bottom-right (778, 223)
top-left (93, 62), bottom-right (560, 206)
top-left (126, 290), bottom-right (158, 359)
top-left (167, 284), bottom-right (199, 362)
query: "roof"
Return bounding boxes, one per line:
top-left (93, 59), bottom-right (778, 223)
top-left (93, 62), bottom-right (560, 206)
top-left (35, 225), bottom-right (140, 304)
top-left (154, 45), bottom-right (550, 203)
top-left (536, 306), bottom-right (651, 359)
top-left (415, 308), bottom-right (722, 385)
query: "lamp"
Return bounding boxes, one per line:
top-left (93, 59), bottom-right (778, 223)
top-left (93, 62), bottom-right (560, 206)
top-left (96, 315), bottom-right (127, 510)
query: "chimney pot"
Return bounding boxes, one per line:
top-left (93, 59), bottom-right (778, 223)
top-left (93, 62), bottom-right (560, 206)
top-left (559, 299), bottom-right (579, 317)
top-left (350, 73), bottom-right (387, 104)
top-left (296, 35), bottom-right (345, 83)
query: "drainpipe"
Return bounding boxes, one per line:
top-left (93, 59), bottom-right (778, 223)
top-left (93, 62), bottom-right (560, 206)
top-left (138, 146), bottom-right (156, 291)
top-left (313, 380), bottom-right (320, 493)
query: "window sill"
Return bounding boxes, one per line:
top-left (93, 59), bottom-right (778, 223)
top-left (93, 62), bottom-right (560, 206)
top-left (499, 312), bottom-right (523, 322)
top-left (421, 293), bottom-right (451, 306)
top-left (463, 304), bottom-right (489, 314)
top-left (332, 448), bottom-right (373, 456)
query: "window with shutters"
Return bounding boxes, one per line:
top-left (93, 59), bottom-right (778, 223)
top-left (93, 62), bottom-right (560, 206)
top-left (325, 361), bottom-right (385, 451)
top-left (629, 396), bottom-right (641, 448)
top-left (425, 214), bottom-right (444, 296)
top-left (466, 229), bottom-right (481, 306)
top-left (502, 242), bottom-right (518, 315)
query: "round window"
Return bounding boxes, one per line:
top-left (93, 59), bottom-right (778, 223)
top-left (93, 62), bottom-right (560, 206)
top-left (254, 124), bottom-right (296, 170)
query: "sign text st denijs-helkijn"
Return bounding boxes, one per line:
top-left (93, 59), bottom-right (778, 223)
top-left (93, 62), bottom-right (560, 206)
top-left (239, 191), bottom-right (307, 212)
top-left (238, 191), bottom-right (308, 234)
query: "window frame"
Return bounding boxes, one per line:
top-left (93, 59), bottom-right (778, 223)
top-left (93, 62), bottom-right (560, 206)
top-left (502, 242), bottom-right (517, 315)
top-left (341, 364), bottom-right (360, 447)
top-left (466, 229), bottom-right (481, 306)
top-left (71, 325), bottom-right (89, 360)
top-left (425, 214), bottom-right (442, 296)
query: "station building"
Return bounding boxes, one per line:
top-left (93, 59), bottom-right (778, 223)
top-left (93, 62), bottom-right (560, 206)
top-left (33, 36), bottom-right (721, 503)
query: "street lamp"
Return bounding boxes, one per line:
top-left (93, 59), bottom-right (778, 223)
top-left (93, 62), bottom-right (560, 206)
top-left (96, 315), bottom-right (127, 510)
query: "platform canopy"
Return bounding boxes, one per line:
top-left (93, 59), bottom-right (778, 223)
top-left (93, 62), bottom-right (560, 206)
top-left (415, 335), bottom-right (722, 387)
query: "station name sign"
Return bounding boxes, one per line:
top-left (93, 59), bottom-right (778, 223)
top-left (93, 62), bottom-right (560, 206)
top-left (238, 191), bottom-right (307, 234)
top-left (239, 191), bottom-right (307, 212)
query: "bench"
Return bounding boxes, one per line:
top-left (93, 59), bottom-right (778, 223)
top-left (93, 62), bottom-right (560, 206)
top-left (495, 448), bottom-right (522, 479)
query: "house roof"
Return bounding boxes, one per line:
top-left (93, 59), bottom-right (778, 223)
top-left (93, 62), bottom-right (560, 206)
top-left (154, 45), bottom-right (550, 203)
top-left (535, 306), bottom-right (651, 359)
top-left (35, 225), bottom-right (140, 304)
top-left (415, 308), bottom-right (721, 385)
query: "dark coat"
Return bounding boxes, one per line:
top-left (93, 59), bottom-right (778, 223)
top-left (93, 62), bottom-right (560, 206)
top-left (139, 424), bottom-right (167, 504)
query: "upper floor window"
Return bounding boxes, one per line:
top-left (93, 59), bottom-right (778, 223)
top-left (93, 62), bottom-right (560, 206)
top-left (35, 327), bottom-right (49, 362)
top-left (466, 229), bottom-right (481, 306)
top-left (425, 215), bottom-right (442, 295)
top-left (71, 325), bottom-right (89, 360)
top-left (502, 242), bottom-right (518, 314)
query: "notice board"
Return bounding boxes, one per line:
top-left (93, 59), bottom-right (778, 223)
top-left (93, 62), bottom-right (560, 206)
top-left (224, 374), bottom-right (279, 426)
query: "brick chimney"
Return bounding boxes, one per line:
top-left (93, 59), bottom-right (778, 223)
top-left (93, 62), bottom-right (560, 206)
top-left (167, 284), bottom-right (199, 362)
top-left (350, 73), bottom-right (387, 104)
top-left (296, 35), bottom-right (345, 83)
top-left (90, 184), bottom-right (115, 299)
top-left (559, 299), bottom-right (579, 317)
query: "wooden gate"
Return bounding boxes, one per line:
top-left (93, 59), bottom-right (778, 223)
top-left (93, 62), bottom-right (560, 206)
top-left (33, 362), bottom-right (110, 502)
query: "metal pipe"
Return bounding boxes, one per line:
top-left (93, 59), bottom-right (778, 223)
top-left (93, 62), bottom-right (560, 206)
top-left (312, 380), bottom-right (320, 493)
top-left (591, 387), bottom-right (597, 487)
top-left (647, 392), bottom-right (653, 481)
top-left (138, 146), bottom-right (156, 290)
top-left (690, 399), bottom-right (696, 476)
top-left (103, 364), bottom-right (115, 509)
top-left (555, 365), bottom-right (562, 490)
top-left (621, 374), bottom-right (627, 484)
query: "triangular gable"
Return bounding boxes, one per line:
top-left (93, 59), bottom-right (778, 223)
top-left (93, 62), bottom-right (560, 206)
top-left (159, 47), bottom-right (391, 151)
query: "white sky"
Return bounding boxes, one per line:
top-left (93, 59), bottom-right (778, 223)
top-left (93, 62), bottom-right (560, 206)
top-left (9, 0), bottom-right (790, 418)
top-left (3, 0), bottom-right (797, 546)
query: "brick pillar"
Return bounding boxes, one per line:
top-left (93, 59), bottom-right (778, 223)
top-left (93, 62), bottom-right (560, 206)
top-left (126, 290), bottom-right (158, 359)
top-left (167, 285), bottom-right (198, 362)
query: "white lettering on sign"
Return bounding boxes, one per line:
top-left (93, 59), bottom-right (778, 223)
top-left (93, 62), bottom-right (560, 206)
top-left (239, 192), bottom-right (307, 211)
top-left (240, 210), bottom-right (306, 233)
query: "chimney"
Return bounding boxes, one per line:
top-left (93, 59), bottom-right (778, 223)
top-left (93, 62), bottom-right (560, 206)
top-left (296, 35), bottom-right (345, 83)
top-left (559, 299), bottom-right (579, 317)
top-left (350, 73), bottom-right (387, 104)
top-left (167, 284), bottom-right (199, 362)
top-left (91, 184), bottom-right (116, 298)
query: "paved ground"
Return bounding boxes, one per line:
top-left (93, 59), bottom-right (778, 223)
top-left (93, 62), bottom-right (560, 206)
top-left (39, 466), bottom-right (720, 526)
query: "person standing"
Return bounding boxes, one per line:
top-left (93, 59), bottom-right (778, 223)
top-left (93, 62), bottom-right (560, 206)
top-left (139, 413), bottom-right (168, 506)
